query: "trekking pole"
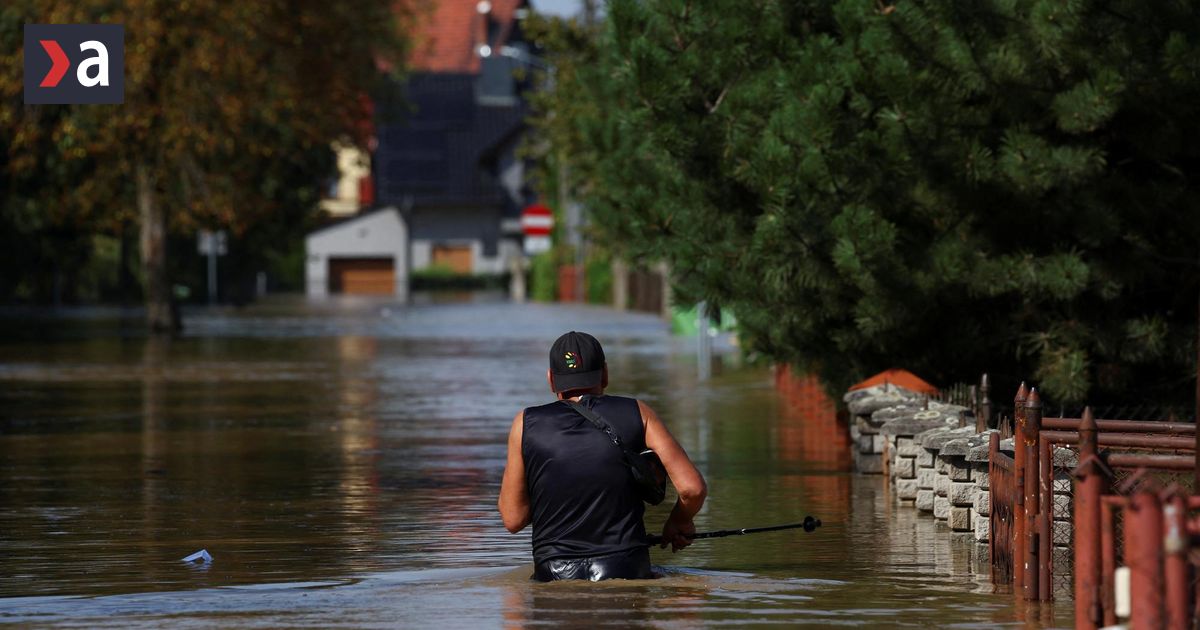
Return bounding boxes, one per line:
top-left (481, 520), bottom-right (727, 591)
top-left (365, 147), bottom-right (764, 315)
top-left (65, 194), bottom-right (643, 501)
top-left (646, 515), bottom-right (821, 545)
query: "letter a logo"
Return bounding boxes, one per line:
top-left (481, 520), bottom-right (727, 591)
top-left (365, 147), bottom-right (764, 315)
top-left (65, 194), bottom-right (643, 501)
top-left (24, 24), bottom-right (124, 104)
top-left (77, 41), bottom-right (110, 87)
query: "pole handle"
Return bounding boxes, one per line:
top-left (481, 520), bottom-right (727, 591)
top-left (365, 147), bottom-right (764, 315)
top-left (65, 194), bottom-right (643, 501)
top-left (645, 516), bottom-right (821, 545)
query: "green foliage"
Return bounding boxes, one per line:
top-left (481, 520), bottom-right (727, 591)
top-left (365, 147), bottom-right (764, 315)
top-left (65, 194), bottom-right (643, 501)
top-left (529, 251), bottom-right (558, 302)
top-left (585, 252), bottom-right (612, 304)
top-left (74, 235), bottom-right (121, 302)
top-left (528, 0), bottom-right (1200, 406)
top-left (413, 264), bottom-right (460, 281)
top-left (261, 238), bottom-right (307, 293)
top-left (0, 0), bottom-right (412, 305)
top-left (411, 266), bottom-right (508, 291)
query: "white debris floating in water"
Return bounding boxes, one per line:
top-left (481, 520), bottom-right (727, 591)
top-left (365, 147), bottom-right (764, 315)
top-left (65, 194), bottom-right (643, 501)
top-left (181, 549), bottom-right (213, 564)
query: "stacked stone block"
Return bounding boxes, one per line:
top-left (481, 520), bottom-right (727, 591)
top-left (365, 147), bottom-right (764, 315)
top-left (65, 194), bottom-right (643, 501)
top-left (921, 427), bottom-right (974, 525)
top-left (914, 426), bottom-right (945, 513)
top-left (878, 407), bottom-right (949, 503)
top-left (842, 385), bottom-right (1013, 578)
top-left (965, 433), bottom-right (998, 552)
top-left (851, 416), bottom-right (886, 474)
top-left (845, 385), bottom-right (921, 474)
top-left (841, 381), bottom-right (1089, 597)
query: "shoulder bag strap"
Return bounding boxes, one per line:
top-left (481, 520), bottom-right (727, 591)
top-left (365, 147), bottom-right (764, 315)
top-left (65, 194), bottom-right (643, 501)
top-left (562, 399), bottom-right (637, 459)
top-left (563, 397), bottom-right (668, 506)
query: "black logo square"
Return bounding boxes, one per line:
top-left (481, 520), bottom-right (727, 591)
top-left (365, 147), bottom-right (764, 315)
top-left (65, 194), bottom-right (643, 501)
top-left (24, 24), bottom-right (124, 105)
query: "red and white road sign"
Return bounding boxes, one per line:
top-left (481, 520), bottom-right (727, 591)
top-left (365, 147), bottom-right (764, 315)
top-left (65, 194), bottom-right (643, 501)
top-left (521, 204), bottom-right (553, 236)
top-left (521, 204), bottom-right (553, 255)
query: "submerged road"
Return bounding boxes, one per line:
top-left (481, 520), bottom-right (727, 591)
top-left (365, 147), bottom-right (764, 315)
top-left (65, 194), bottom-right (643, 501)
top-left (0, 296), bottom-right (1071, 626)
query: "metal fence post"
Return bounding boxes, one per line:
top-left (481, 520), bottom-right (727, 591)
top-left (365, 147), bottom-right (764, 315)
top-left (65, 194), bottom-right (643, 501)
top-left (1126, 490), bottom-right (1165, 628)
top-left (1102, 497), bottom-right (1118, 627)
top-left (1074, 408), bottom-right (1102, 628)
top-left (1023, 387), bottom-right (1042, 601)
top-left (1162, 491), bottom-right (1189, 630)
top-left (1013, 382), bottom-right (1028, 592)
top-left (988, 431), bottom-right (999, 585)
top-left (1038, 431), bottom-right (1052, 600)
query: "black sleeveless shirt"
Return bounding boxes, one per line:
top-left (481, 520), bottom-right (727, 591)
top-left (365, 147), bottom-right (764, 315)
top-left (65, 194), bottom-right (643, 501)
top-left (522, 395), bottom-right (648, 564)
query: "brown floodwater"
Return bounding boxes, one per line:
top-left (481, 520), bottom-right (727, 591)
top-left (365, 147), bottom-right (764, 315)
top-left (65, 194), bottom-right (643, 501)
top-left (0, 296), bottom-right (1071, 627)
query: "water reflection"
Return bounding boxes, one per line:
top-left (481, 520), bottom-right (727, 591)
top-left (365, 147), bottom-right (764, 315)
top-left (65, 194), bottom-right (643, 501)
top-left (140, 335), bottom-right (170, 588)
top-left (0, 298), bottom-right (1070, 626)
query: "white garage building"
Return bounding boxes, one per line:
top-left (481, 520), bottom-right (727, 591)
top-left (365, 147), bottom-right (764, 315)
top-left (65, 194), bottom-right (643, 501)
top-left (305, 207), bottom-right (408, 300)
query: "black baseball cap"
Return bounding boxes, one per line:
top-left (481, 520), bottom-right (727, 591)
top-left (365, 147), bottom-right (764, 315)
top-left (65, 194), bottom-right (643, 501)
top-left (549, 331), bottom-right (606, 393)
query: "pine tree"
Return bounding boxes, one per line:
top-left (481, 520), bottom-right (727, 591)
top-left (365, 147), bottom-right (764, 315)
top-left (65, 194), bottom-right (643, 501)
top-left (533, 0), bottom-right (1200, 408)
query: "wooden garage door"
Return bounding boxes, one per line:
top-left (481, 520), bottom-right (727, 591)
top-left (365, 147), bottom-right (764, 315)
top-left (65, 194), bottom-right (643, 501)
top-left (431, 244), bottom-right (473, 274)
top-left (328, 258), bottom-right (395, 295)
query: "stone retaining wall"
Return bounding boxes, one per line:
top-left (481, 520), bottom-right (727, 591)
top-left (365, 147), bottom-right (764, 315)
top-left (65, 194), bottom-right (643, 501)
top-left (843, 383), bottom-right (1072, 583)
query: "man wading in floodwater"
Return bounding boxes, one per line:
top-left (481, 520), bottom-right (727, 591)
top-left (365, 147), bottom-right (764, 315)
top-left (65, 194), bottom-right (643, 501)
top-left (499, 331), bottom-right (708, 581)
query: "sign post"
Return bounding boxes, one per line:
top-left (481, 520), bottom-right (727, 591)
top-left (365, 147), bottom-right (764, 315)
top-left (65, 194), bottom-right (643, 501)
top-left (197, 229), bottom-right (228, 305)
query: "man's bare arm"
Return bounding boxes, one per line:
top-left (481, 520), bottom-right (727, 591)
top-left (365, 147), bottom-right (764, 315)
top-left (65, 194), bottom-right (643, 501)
top-left (640, 400), bottom-right (707, 551)
top-left (498, 410), bottom-right (531, 533)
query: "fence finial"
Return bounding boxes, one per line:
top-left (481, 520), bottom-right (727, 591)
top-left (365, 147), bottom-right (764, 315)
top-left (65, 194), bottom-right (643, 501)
top-left (1014, 382), bottom-right (1029, 434)
top-left (1024, 387), bottom-right (1042, 441)
top-left (1079, 406), bottom-right (1097, 458)
top-left (980, 373), bottom-right (993, 431)
top-left (1025, 387), bottom-right (1042, 409)
top-left (1080, 406), bottom-right (1096, 430)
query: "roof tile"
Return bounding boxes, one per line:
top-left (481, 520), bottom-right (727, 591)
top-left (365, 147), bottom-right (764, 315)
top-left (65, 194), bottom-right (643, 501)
top-left (409, 0), bottom-right (524, 73)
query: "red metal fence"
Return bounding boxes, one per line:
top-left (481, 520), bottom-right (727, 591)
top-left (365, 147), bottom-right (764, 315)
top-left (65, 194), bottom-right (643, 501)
top-left (989, 431), bottom-right (1015, 584)
top-left (987, 384), bottom-right (1196, 627)
top-left (1071, 407), bottom-right (1199, 629)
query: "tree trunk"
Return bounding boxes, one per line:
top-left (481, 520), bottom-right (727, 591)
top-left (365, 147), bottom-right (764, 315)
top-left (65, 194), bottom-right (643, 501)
top-left (118, 221), bottom-right (138, 303)
top-left (137, 164), bottom-right (178, 333)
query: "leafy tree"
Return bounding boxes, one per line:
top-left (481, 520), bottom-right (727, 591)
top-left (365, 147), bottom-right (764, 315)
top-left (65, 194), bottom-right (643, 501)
top-left (0, 1), bottom-right (412, 329)
top-left (520, 12), bottom-right (601, 302)
top-left (532, 0), bottom-right (1200, 407)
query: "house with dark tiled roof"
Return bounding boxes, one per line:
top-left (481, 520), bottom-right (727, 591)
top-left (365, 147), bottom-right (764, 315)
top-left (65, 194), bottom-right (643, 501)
top-left (306, 0), bottom-right (535, 298)
top-left (376, 0), bottom-right (534, 278)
